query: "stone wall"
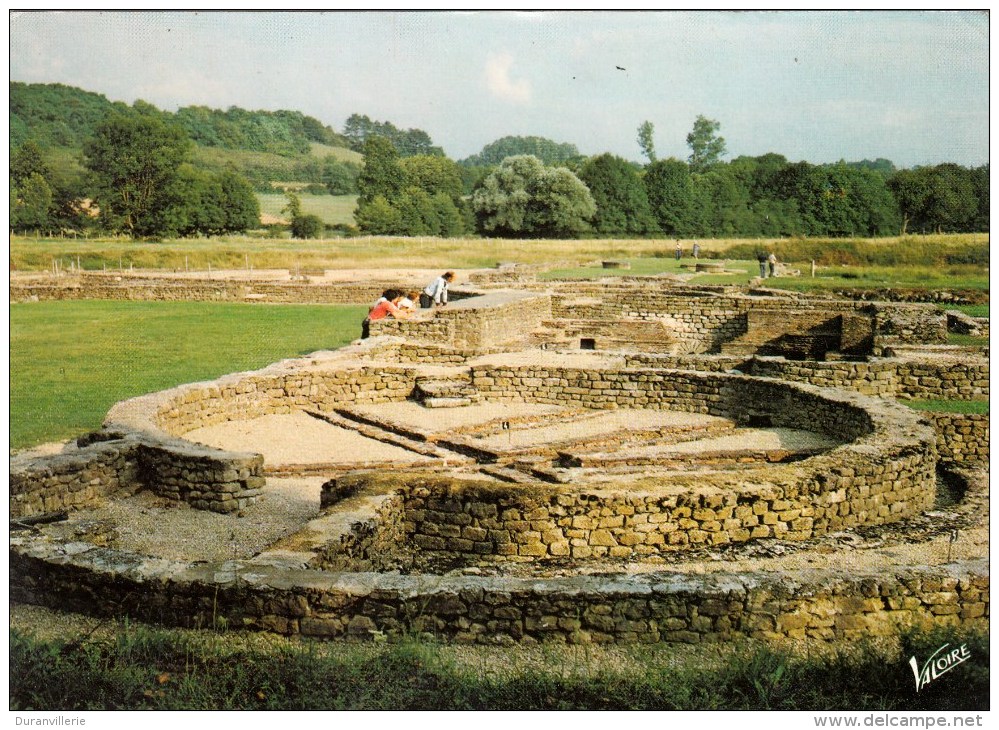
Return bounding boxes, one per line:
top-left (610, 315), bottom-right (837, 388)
top-left (728, 355), bottom-right (987, 401)
top-left (9, 537), bottom-right (988, 644)
top-left (9, 429), bottom-right (264, 518)
top-left (548, 286), bottom-right (946, 354)
top-left (919, 412), bottom-right (990, 466)
top-left (363, 451), bottom-right (935, 563)
top-left (370, 291), bottom-right (552, 349)
top-left (10, 437), bottom-right (142, 518)
top-left (9, 273), bottom-right (490, 307)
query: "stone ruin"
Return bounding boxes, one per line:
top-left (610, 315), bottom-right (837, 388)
top-left (9, 269), bottom-right (989, 645)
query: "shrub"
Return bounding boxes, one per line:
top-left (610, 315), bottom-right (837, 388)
top-left (290, 213), bottom-right (324, 239)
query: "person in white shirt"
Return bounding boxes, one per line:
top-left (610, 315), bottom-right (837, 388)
top-left (420, 271), bottom-right (455, 308)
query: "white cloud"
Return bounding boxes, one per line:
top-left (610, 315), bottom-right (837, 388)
top-left (484, 52), bottom-right (531, 104)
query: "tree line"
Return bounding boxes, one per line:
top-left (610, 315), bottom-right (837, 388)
top-left (8, 81), bottom-right (989, 239)
top-left (352, 116), bottom-right (988, 239)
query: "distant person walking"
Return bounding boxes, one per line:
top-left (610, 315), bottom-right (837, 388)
top-left (420, 271), bottom-right (455, 308)
top-left (757, 251), bottom-right (769, 278)
top-left (692, 243), bottom-right (700, 260)
top-left (674, 241), bottom-right (682, 261)
top-left (768, 252), bottom-right (778, 278)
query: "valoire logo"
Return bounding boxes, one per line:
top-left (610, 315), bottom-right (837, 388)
top-left (909, 643), bottom-right (971, 692)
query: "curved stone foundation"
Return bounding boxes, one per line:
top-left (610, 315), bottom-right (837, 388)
top-left (8, 537), bottom-right (988, 644)
top-left (9, 275), bottom-right (988, 644)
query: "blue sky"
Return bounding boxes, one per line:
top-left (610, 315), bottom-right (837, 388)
top-left (9, 10), bottom-right (990, 168)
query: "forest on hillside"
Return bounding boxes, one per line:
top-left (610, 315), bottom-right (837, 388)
top-left (9, 81), bottom-right (989, 240)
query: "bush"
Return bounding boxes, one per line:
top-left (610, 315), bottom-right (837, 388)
top-left (290, 213), bottom-right (324, 239)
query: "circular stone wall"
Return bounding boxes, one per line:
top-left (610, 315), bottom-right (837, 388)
top-left (11, 346), bottom-right (972, 645)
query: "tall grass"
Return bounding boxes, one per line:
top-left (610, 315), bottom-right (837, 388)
top-left (9, 622), bottom-right (989, 710)
top-left (10, 233), bottom-right (987, 281)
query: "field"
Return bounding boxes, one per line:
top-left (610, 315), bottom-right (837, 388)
top-left (9, 233), bottom-right (990, 292)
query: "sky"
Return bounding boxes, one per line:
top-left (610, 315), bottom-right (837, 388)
top-left (8, 10), bottom-right (991, 168)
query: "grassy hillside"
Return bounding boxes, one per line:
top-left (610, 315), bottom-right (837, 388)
top-left (309, 142), bottom-right (363, 164)
top-left (256, 192), bottom-right (358, 226)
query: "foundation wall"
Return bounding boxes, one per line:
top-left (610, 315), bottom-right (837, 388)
top-left (919, 413), bottom-right (990, 466)
top-left (9, 431), bottom-right (265, 518)
top-left (9, 541), bottom-right (988, 644)
top-left (549, 286), bottom-right (947, 352)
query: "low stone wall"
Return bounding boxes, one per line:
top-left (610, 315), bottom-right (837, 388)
top-left (11, 273), bottom-right (408, 305)
top-left (370, 291), bottom-right (552, 349)
top-left (724, 355), bottom-right (987, 401)
top-left (312, 494), bottom-right (409, 572)
top-left (9, 429), bottom-right (264, 518)
top-left (8, 537), bottom-right (988, 643)
top-left (547, 284), bottom-right (947, 353)
top-left (10, 438), bottom-right (142, 518)
top-left (919, 412), bottom-right (990, 466)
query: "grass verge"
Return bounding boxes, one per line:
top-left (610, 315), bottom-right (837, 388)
top-left (8, 621), bottom-right (988, 710)
top-left (9, 301), bottom-right (367, 450)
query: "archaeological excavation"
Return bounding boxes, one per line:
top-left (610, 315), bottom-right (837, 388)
top-left (9, 268), bottom-right (989, 644)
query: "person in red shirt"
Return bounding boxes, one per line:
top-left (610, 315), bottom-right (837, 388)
top-left (362, 289), bottom-right (408, 338)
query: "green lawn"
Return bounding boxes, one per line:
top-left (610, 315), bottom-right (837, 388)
top-left (10, 301), bottom-right (367, 450)
top-left (904, 399), bottom-right (989, 415)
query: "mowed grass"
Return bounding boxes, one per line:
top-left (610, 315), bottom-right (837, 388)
top-left (904, 399), bottom-right (989, 415)
top-left (9, 301), bottom-right (367, 450)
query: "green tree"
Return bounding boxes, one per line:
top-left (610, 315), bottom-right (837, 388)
top-left (637, 121), bottom-right (657, 164)
top-left (399, 155), bottom-right (465, 203)
top-left (686, 115), bottom-right (727, 172)
top-left (10, 140), bottom-right (50, 184)
top-left (354, 194), bottom-right (403, 235)
top-left (461, 136), bottom-right (580, 167)
top-left (356, 136), bottom-right (405, 205)
top-left (527, 166), bottom-right (597, 238)
top-left (322, 157), bottom-right (360, 195)
top-left (217, 171), bottom-right (260, 232)
top-left (579, 153), bottom-right (658, 235)
top-left (644, 158), bottom-right (696, 235)
top-left (291, 213), bottom-right (324, 239)
top-left (83, 108), bottom-right (192, 236)
top-left (282, 191), bottom-right (303, 220)
top-left (472, 155), bottom-right (595, 238)
top-left (11, 172), bottom-right (53, 231)
top-left (397, 188), bottom-right (440, 236)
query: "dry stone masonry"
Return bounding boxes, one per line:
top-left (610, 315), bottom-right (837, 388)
top-left (8, 271), bottom-right (989, 644)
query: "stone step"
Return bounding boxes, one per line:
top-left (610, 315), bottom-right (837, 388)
top-left (421, 396), bottom-right (475, 408)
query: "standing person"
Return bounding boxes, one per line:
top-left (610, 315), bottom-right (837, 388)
top-left (768, 252), bottom-right (778, 278)
top-left (420, 271), bottom-right (454, 308)
top-left (692, 243), bottom-right (700, 260)
top-left (674, 241), bottom-right (682, 261)
top-left (757, 251), bottom-right (769, 278)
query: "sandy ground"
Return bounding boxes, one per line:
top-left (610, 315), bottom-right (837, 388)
top-left (184, 411), bottom-right (435, 465)
top-left (347, 401), bottom-right (570, 434)
top-left (24, 399), bottom-right (983, 578)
